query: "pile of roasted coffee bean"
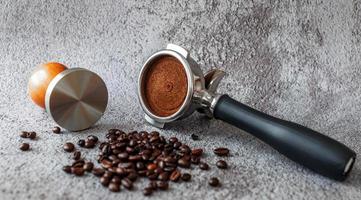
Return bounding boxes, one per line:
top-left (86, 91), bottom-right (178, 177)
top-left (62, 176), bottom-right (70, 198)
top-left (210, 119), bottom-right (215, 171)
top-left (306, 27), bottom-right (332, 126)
top-left (61, 129), bottom-right (230, 196)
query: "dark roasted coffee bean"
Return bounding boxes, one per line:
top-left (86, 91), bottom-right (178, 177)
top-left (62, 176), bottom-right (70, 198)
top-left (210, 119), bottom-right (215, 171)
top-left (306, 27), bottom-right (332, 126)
top-left (154, 167), bottom-right (163, 174)
top-left (199, 162), bottom-right (209, 170)
top-left (87, 135), bottom-right (98, 143)
top-left (148, 181), bottom-right (158, 190)
top-left (143, 187), bottom-right (153, 196)
top-left (77, 139), bottom-right (85, 147)
top-left (20, 143), bottom-right (30, 151)
top-left (213, 147), bottom-right (229, 156)
top-left (157, 181), bottom-right (169, 190)
top-left (111, 176), bottom-right (121, 184)
top-left (191, 148), bottom-right (203, 157)
top-left (72, 160), bottom-right (85, 168)
top-left (163, 166), bottom-right (176, 172)
top-left (209, 177), bottom-right (220, 187)
top-left (108, 183), bottom-right (120, 192)
top-left (191, 133), bottom-right (199, 140)
top-left (136, 162), bottom-right (145, 170)
top-left (117, 152), bottom-right (129, 160)
top-left (178, 158), bottom-right (190, 168)
top-left (127, 172), bottom-right (138, 181)
top-left (179, 145), bottom-right (191, 154)
top-left (148, 172), bottom-right (158, 180)
top-left (147, 163), bottom-right (157, 171)
top-left (63, 142), bottom-right (75, 152)
top-left (164, 156), bottom-right (177, 163)
top-left (158, 160), bottom-right (165, 169)
top-left (103, 171), bottom-right (113, 179)
top-left (62, 165), bottom-right (71, 174)
top-left (173, 142), bottom-right (181, 149)
top-left (84, 140), bottom-right (96, 148)
top-left (28, 132), bottom-right (36, 139)
top-left (100, 176), bottom-right (110, 186)
top-left (158, 172), bottom-right (169, 181)
top-left (92, 168), bottom-right (105, 176)
top-left (121, 178), bottom-right (133, 190)
top-left (115, 167), bottom-right (126, 176)
top-left (216, 160), bottom-right (228, 169)
top-left (137, 170), bottom-right (147, 177)
top-left (83, 162), bottom-right (94, 172)
top-left (169, 137), bottom-right (178, 143)
top-left (128, 155), bottom-right (142, 162)
top-left (170, 170), bottom-right (181, 182)
top-left (181, 173), bottom-right (191, 181)
top-left (101, 159), bottom-right (113, 169)
top-left (71, 167), bottom-right (84, 176)
top-left (52, 126), bottom-right (61, 134)
top-left (73, 151), bottom-right (81, 160)
top-left (20, 131), bottom-right (28, 138)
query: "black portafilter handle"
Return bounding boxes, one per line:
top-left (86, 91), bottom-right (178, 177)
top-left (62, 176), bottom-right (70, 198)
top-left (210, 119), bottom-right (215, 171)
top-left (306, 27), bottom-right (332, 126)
top-left (213, 95), bottom-right (356, 181)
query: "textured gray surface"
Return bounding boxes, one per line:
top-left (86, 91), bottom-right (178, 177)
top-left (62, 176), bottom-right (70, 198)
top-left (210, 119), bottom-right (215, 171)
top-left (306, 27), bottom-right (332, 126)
top-left (1, 0), bottom-right (361, 199)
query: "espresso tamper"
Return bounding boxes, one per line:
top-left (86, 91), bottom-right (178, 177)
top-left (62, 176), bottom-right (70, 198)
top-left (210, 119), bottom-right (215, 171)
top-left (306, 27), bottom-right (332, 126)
top-left (28, 62), bottom-right (108, 131)
top-left (138, 44), bottom-right (356, 181)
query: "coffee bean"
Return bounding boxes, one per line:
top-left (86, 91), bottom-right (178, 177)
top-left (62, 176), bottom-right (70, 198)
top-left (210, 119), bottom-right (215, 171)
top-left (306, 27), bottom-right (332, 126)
top-left (169, 137), bottom-right (178, 143)
top-left (191, 148), bottom-right (203, 157)
top-left (199, 162), bottom-right (209, 170)
top-left (83, 162), bottom-right (94, 172)
top-left (158, 172), bottom-right (169, 181)
top-left (117, 152), bottom-right (129, 160)
top-left (191, 133), bottom-right (199, 140)
top-left (92, 168), bottom-right (105, 177)
top-left (213, 147), bottom-right (229, 156)
top-left (84, 140), bottom-right (96, 148)
top-left (208, 177), bottom-right (220, 187)
top-left (121, 178), bottom-right (133, 190)
top-left (143, 187), bottom-right (153, 196)
top-left (191, 156), bottom-right (200, 164)
top-left (63, 142), bottom-right (75, 152)
top-left (73, 151), bottom-right (81, 160)
top-left (181, 173), bottom-right (191, 181)
top-left (108, 183), bottom-right (120, 192)
top-left (216, 160), bottom-right (228, 169)
top-left (72, 160), bottom-right (85, 168)
top-left (157, 181), bottom-right (169, 190)
top-left (147, 163), bottom-right (157, 171)
top-left (101, 159), bottom-right (113, 169)
top-left (71, 167), bottom-right (85, 176)
top-left (170, 170), bottom-right (181, 182)
top-left (148, 181), bottom-right (158, 190)
top-left (28, 132), bottom-right (36, 139)
top-left (178, 158), bottom-right (191, 168)
top-left (111, 176), bottom-right (121, 184)
top-left (20, 143), bottom-right (30, 151)
top-left (87, 135), bottom-right (98, 143)
top-left (127, 172), bottom-right (138, 181)
top-left (100, 176), bottom-right (110, 186)
top-left (63, 165), bottom-right (71, 174)
top-left (20, 131), bottom-right (28, 138)
top-left (52, 126), bottom-right (61, 134)
top-left (77, 139), bottom-right (85, 147)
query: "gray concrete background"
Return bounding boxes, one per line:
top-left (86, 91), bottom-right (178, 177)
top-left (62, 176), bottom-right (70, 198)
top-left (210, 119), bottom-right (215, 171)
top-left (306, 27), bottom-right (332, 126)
top-left (1, 0), bottom-right (361, 199)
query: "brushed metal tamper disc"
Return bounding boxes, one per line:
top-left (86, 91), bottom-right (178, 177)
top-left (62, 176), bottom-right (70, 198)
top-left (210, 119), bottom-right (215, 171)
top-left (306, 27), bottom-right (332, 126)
top-left (45, 68), bottom-right (108, 131)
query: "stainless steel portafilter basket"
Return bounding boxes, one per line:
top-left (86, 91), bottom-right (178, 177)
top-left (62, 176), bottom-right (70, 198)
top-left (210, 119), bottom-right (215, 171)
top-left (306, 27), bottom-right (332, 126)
top-left (138, 44), bottom-right (356, 181)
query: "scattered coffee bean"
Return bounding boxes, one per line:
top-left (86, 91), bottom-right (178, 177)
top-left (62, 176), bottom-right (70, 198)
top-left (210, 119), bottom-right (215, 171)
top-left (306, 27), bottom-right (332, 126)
top-left (100, 176), bottom-right (110, 186)
top-left (191, 148), bottom-right (203, 157)
top-left (143, 187), bottom-right (153, 196)
top-left (83, 162), bottom-right (94, 172)
top-left (77, 139), bottom-right (85, 147)
top-left (181, 173), bottom-right (191, 181)
top-left (87, 135), bottom-right (98, 143)
top-left (62, 165), bottom-right (71, 174)
top-left (84, 140), bottom-right (96, 148)
top-left (20, 131), bottom-right (28, 138)
top-left (208, 177), bottom-right (220, 187)
top-left (20, 143), bottom-right (30, 151)
top-left (63, 142), bottom-right (75, 152)
top-left (28, 132), bottom-right (36, 139)
top-left (52, 126), bottom-right (61, 134)
top-left (108, 183), bottom-right (120, 192)
top-left (73, 151), bottom-right (81, 160)
top-left (157, 181), bottom-right (169, 190)
top-left (213, 147), bottom-right (229, 156)
top-left (199, 162), bottom-right (209, 170)
top-left (178, 158), bottom-right (191, 168)
top-left (71, 167), bottom-right (85, 176)
top-left (92, 168), bottom-right (105, 177)
top-left (191, 133), bottom-right (199, 140)
top-left (216, 160), bottom-right (228, 169)
top-left (121, 178), bottom-right (133, 190)
top-left (170, 170), bottom-right (181, 182)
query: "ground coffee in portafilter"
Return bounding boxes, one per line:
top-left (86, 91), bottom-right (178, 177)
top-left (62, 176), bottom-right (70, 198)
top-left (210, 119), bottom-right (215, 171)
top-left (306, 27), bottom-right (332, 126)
top-left (143, 56), bottom-right (188, 117)
top-left (60, 129), bottom-right (231, 196)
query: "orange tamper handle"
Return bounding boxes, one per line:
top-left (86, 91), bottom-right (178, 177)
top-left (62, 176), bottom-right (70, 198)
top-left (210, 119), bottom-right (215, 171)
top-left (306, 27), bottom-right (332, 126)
top-left (28, 62), bottom-right (67, 108)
